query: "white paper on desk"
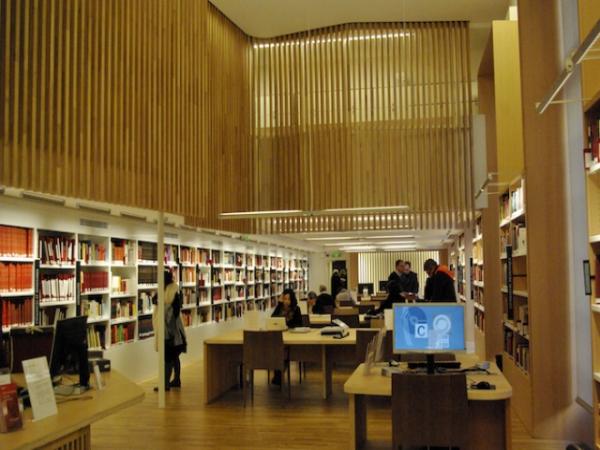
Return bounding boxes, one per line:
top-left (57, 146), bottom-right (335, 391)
top-left (22, 357), bottom-right (58, 421)
top-left (384, 309), bottom-right (394, 330)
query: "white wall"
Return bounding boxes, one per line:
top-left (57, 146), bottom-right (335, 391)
top-left (308, 252), bottom-right (331, 293)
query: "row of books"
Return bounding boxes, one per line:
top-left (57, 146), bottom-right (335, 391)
top-left (111, 299), bottom-right (137, 318)
top-left (81, 271), bottom-right (109, 293)
top-left (0, 262), bottom-right (33, 292)
top-left (1, 297), bottom-right (33, 327)
top-left (584, 116), bottom-right (600, 168)
top-left (110, 276), bottom-right (132, 294)
top-left (472, 265), bottom-right (484, 283)
top-left (138, 266), bottom-right (157, 285)
top-left (223, 252), bottom-right (235, 266)
top-left (39, 307), bottom-right (67, 326)
top-left (511, 180), bottom-right (525, 214)
top-left (474, 309), bottom-right (484, 331)
top-left (138, 242), bottom-right (157, 262)
top-left (512, 225), bottom-right (527, 253)
top-left (111, 240), bottom-right (135, 264)
top-left (164, 244), bottom-right (178, 263)
top-left (0, 226), bottom-right (33, 257)
top-left (39, 274), bottom-right (75, 301)
top-left (79, 241), bottom-right (107, 263)
top-left (182, 267), bottom-right (195, 283)
top-left (138, 317), bottom-right (153, 338)
top-left (81, 298), bottom-right (104, 319)
top-left (181, 310), bottom-right (193, 327)
top-left (111, 322), bottom-right (135, 344)
top-left (87, 326), bottom-right (105, 349)
top-left (138, 292), bottom-right (154, 315)
top-left (39, 236), bottom-right (76, 264)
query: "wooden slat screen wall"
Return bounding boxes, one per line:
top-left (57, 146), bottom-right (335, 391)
top-left (0, 0), bottom-right (209, 218)
top-left (251, 22), bottom-right (473, 233)
top-left (358, 250), bottom-right (440, 296)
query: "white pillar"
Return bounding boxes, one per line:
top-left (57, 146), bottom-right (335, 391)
top-left (157, 212), bottom-right (165, 408)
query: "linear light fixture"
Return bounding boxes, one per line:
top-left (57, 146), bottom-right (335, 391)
top-left (536, 18), bottom-right (600, 114)
top-left (305, 236), bottom-right (356, 241)
top-left (380, 245), bottom-right (417, 251)
top-left (364, 235), bottom-right (414, 240)
top-left (219, 206), bottom-right (409, 220)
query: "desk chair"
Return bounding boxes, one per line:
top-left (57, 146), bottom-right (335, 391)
top-left (332, 313), bottom-right (360, 328)
top-left (9, 327), bottom-right (54, 372)
top-left (358, 304), bottom-right (373, 314)
top-left (243, 330), bottom-right (290, 406)
top-left (321, 305), bottom-right (334, 314)
top-left (338, 299), bottom-right (355, 307)
top-left (392, 372), bottom-right (468, 449)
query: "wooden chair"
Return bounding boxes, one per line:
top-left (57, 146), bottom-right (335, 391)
top-left (321, 305), bottom-right (334, 314)
top-left (392, 372), bottom-right (468, 449)
top-left (242, 330), bottom-right (290, 405)
top-left (358, 304), bottom-right (374, 314)
top-left (338, 299), bottom-right (355, 307)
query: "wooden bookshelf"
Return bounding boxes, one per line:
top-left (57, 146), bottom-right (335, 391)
top-left (472, 214), bottom-right (486, 359)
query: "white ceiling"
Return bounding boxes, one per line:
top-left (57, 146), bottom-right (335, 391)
top-left (209, 0), bottom-right (509, 80)
top-left (282, 229), bottom-right (459, 253)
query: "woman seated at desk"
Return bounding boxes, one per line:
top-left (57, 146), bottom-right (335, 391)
top-left (272, 288), bottom-right (303, 328)
top-left (271, 288), bottom-right (302, 386)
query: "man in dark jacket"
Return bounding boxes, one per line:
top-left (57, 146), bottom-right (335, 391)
top-left (388, 259), bottom-right (405, 286)
top-left (423, 259), bottom-right (456, 302)
top-left (312, 285), bottom-right (335, 314)
top-left (401, 261), bottom-right (419, 300)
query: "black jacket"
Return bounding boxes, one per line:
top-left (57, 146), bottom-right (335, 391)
top-left (312, 293), bottom-right (335, 314)
top-left (402, 271), bottom-right (419, 294)
top-left (375, 293), bottom-right (404, 314)
top-left (331, 274), bottom-right (343, 299)
top-left (424, 269), bottom-right (456, 302)
top-left (271, 304), bottom-right (303, 328)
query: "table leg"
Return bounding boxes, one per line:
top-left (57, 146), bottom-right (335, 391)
top-left (349, 394), bottom-right (367, 449)
top-left (321, 345), bottom-right (332, 399)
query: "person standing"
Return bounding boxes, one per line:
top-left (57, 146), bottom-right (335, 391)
top-left (388, 259), bottom-right (405, 285)
top-left (401, 261), bottom-right (419, 300)
top-left (153, 270), bottom-right (187, 391)
top-left (331, 269), bottom-right (343, 300)
top-left (423, 259), bottom-right (456, 302)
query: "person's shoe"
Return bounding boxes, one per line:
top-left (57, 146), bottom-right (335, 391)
top-left (153, 386), bottom-right (170, 392)
top-left (169, 380), bottom-right (181, 388)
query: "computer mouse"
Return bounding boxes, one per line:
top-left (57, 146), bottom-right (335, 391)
top-left (474, 381), bottom-right (491, 390)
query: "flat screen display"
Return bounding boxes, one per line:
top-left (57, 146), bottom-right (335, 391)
top-left (393, 303), bottom-right (466, 353)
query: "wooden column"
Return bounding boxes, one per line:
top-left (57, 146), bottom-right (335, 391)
top-left (348, 253), bottom-right (359, 291)
top-left (517, 0), bottom-right (571, 438)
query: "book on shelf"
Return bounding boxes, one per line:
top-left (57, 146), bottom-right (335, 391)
top-left (182, 267), bottom-right (195, 283)
top-left (111, 322), bottom-right (135, 344)
top-left (510, 179), bottom-right (525, 214)
top-left (512, 225), bottom-right (527, 253)
top-left (0, 262), bottom-right (33, 292)
top-left (38, 307), bottom-right (67, 326)
top-left (81, 297), bottom-right (103, 319)
top-left (138, 266), bottom-right (158, 285)
top-left (110, 275), bottom-right (132, 294)
top-left (39, 235), bottom-right (75, 264)
top-left (180, 247), bottom-right (198, 265)
top-left (137, 241), bottom-right (157, 262)
top-left (79, 241), bottom-right (106, 263)
top-left (39, 273), bottom-right (75, 302)
top-left (138, 316), bottom-right (153, 338)
top-left (81, 271), bottom-right (109, 293)
top-left (181, 310), bottom-right (193, 327)
top-left (111, 239), bottom-right (135, 265)
top-left (1, 297), bottom-right (33, 327)
top-left (0, 225), bottom-right (33, 257)
top-left (164, 244), bottom-right (178, 264)
top-left (138, 292), bottom-right (154, 315)
top-left (87, 325), bottom-right (105, 349)
top-left (111, 298), bottom-right (137, 318)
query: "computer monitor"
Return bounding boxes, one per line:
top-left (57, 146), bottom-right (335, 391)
top-left (358, 283), bottom-right (374, 296)
top-left (392, 303), bottom-right (465, 372)
top-left (49, 316), bottom-right (90, 388)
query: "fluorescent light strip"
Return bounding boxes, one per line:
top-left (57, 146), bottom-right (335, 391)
top-left (253, 32), bottom-right (411, 49)
top-left (305, 236), bottom-right (356, 241)
top-left (219, 209), bottom-right (303, 219)
top-left (323, 241), bottom-right (366, 247)
top-left (365, 235), bottom-right (414, 240)
top-left (220, 206), bottom-right (409, 220)
top-left (322, 206), bottom-right (409, 215)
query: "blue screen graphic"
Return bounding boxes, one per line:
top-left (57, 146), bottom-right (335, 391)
top-left (393, 304), bottom-right (465, 352)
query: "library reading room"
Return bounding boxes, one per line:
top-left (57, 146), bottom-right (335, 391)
top-left (0, 0), bottom-right (599, 449)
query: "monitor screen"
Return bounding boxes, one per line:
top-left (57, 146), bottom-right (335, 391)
top-left (392, 303), bottom-right (465, 353)
top-left (358, 283), bottom-right (374, 295)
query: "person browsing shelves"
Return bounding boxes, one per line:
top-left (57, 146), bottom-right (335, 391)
top-left (423, 258), bottom-right (456, 302)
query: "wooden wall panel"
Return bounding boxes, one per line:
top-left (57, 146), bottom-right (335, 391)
top-left (249, 22), bottom-right (473, 233)
top-left (0, 0), bottom-right (209, 219)
top-left (578, 0), bottom-right (600, 105)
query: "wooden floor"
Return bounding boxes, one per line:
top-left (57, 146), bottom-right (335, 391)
top-left (92, 360), bottom-right (570, 450)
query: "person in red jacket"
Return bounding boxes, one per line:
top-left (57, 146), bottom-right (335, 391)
top-left (423, 259), bottom-right (456, 302)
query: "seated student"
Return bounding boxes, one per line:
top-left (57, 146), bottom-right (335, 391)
top-left (372, 280), bottom-right (403, 315)
top-left (335, 289), bottom-right (359, 309)
top-left (271, 288), bottom-right (303, 328)
top-left (271, 288), bottom-right (302, 385)
top-left (423, 258), bottom-right (457, 302)
top-left (307, 290), bottom-right (317, 311)
top-left (312, 285), bottom-right (335, 314)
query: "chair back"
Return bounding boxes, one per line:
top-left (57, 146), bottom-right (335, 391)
top-left (301, 314), bottom-right (310, 327)
top-left (332, 314), bottom-right (360, 328)
top-left (338, 299), bottom-right (355, 307)
top-left (333, 307), bottom-right (358, 316)
top-left (357, 329), bottom-right (394, 363)
top-left (9, 327), bottom-right (54, 373)
top-left (243, 330), bottom-right (285, 371)
top-left (321, 305), bottom-right (334, 314)
top-left (392, 372), bottom-right (468, 449)
top-left (358, 304), bottom-right (373, 314)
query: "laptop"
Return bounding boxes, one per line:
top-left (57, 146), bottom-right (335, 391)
top-left (265, 317), bottom-right (287, 331)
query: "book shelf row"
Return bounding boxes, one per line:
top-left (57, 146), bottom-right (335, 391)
top-left (0, 224), bottom-right (310, 349)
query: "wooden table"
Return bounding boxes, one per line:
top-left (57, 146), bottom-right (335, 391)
top-left (344, 354), bottom-right (513, 450)
top-left (2, 370), bottom-right (144, 450)
top-left (204, 328), bottom-right (357, 403)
